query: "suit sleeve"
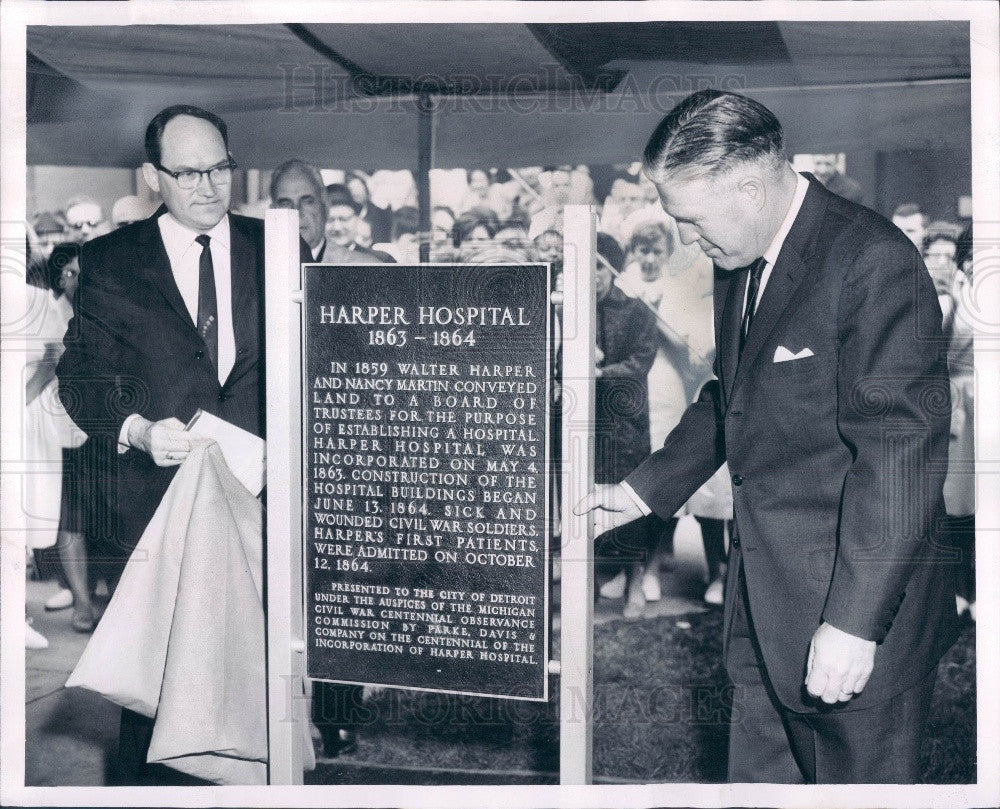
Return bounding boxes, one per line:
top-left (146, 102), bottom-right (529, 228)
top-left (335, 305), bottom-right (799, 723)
top-left (624, 375), bottom-right (726, 521)
top-left (822, 239), bottom-right (950, 642)
top-left (56, 242), bottom-right (142, 441)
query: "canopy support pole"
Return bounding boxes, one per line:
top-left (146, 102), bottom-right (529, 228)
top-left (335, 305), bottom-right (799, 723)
top-left (559, 204), bottom-right (597, 785)
top-left (417, 92), bottom-right (435, 263)
top-left (264, 209), bottom-right (307, 784)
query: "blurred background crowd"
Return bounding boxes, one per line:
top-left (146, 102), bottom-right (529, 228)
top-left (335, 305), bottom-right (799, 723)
top-left (23, 153), bottom-right (975, 646)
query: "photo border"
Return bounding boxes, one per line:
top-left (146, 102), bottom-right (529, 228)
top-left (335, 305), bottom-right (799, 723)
top-left (2, 2), bottom-right (997, 807)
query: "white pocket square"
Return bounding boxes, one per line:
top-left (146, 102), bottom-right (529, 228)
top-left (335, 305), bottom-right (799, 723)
top-left (773, 346), bottom-right (814, 363)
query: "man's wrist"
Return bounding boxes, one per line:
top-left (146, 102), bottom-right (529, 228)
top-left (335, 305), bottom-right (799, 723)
top-left (121, 414), bottom-right (151, 453)
top-left (619, 481), bottom-right (651, 516)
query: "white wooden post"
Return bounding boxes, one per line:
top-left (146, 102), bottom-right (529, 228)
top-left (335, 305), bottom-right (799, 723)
top-left (559, 205), bottom-right (597, 784)
top-left (264, 209), bottom-right (306, 784)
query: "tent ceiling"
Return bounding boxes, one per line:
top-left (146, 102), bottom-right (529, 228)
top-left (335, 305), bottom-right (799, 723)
top-left (26, 21), bottom-right (971, 169)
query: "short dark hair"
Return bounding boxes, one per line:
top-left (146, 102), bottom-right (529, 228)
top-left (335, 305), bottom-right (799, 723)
top-left (643, 89), bottom-right (785, 182)
top-left (628, 221), bottom-right (673, 254)
top-left (453, 208), bottom-right (500, 245)
top-left (892, 203), bottom-right (924, 221)
top-left (502, 209), bottom-right (532, 231)
top-left (46, 242), bottom-right (81, 296)
top-left (326, 183), bottom-right (361, 214)
top-left (144, 105), bottom-right (229, 166)
top-left (596, 232), bottom-right (625, 273)
top-left (392, 206), bottom-right (420, 240)
top-left (955, 223), bottom-right (973, 270)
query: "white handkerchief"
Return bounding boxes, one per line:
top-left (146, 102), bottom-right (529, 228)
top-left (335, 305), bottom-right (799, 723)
top-left (773, 346), bottom-right (815, 363)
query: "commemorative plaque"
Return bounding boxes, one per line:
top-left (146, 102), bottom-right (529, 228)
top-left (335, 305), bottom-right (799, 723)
top-left (302, 264), bottom-right (550, 700)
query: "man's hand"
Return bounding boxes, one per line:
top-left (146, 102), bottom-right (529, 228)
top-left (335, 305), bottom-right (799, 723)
top-left (805, 621), bottom-right (876, 704)
top-left (128, 416), bottom-right (191, 467)
top-left (573, 483), bottom-right (645, 536)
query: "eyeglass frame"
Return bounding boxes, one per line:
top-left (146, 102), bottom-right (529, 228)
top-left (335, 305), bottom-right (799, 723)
top-left (153, 156), bottom-right (238, 189)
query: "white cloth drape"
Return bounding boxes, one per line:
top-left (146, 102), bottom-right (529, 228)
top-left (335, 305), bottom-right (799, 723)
top-left (67, 442), bottom-right (305, 784)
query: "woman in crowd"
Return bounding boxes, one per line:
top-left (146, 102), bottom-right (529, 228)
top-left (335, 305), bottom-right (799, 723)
top-left (453, 207), bottom-right (501, 261)
top-left (592, 235), bottom-right (659, 618)
top-left (24, 243), bottom-right (93, 645)
top-left (458, 168), bottom-right (493, 214)
top-left (938, 225), bottom-right (976, 620)
top-left (44, 244), bottom-right (100, 631)
top-left (608, 217), bottom-right (730, 606)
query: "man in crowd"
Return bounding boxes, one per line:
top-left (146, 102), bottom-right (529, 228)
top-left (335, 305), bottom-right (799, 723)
top-left (810, 153), bottom-right (864, 203)
top-left (345, 170), bottom-right (392, 243)
top-left (57, 104), bottom-right (266, 784)
top-left (578, 89), bottom-right (957, 783)
top-left (323, 182), bottom-right (395, 263)
top-left (892, 202), bottom-right (928, 250)
top-left (63, 195), bottom-right (110, 243)
top-left (270, 158), bottom-right (391, 757)
top-left (272, 162), bottom-right (393, 271)
top-left (110, 194), bottom-right (156, 229)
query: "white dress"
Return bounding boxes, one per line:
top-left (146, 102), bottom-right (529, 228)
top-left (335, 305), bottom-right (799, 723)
top-left (616, 247), bottom-right (733, 521)
top-left (24, 286), bottom-right (82, 549)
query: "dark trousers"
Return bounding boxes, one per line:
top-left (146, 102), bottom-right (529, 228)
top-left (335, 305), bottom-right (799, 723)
top-left (594, 514), bottom-right (667, 568)
top-left (697, 516), bottom-right (727, 579)
top-left (726, 566), bottom-right (937, 783)
top-left (941, 514), bottom-right (975, 603)
top-left (312, 682), bottom-right (365, 747)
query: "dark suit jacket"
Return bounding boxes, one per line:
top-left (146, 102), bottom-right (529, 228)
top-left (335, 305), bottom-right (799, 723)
top-left (313, 240), bottom-right (394, 265)
top-left (57, 207), bottom-right (265, 563)
top-left (626, 176), bottom-right (959, 713)
top-left (361, 203), bottom-right (392, 245)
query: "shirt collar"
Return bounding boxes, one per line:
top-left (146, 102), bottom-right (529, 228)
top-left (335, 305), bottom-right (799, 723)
top-left (311, 239), bottom-right (326, 261)
top-left (761, 172), bottom-right (809, 267)
top-left (158, 211), bottom-right (231, 255)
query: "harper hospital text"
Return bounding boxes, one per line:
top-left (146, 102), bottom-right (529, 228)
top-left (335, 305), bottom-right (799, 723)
top-left (318, 305), bottom-right (532, 327)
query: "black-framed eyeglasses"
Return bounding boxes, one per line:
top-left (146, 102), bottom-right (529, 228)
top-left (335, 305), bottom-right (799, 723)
top-left (155, 157), bottom-right (237, 190)
top-left (67, 220), bottom-right (101, 229)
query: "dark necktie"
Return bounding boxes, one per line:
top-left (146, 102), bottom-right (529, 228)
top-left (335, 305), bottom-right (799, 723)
top-left (739, 257), bottom-right (767, 357)
top-left (195, 234), bottom-right (218, 372)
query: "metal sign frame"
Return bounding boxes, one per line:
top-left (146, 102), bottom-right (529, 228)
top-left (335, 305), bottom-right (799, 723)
top-left (263, 206), bottom-right (597, 784)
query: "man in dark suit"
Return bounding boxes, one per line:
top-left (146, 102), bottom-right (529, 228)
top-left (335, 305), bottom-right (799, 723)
top-left (272, 160), bottom-right (392, 268)
top-left (578, 90), bottom-right (958, 783)
top-left (811, 153), bottom-right (864, 205)
top-left (57, 104), bottom-right (265, 784)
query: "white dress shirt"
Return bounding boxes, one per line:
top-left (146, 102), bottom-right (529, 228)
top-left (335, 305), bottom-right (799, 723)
top-left (743, 172), bottom-right (809, 318)
top-left (119, 212), bottom-right (236, 448)
top-left (621, 171), bottom-right (810, 515)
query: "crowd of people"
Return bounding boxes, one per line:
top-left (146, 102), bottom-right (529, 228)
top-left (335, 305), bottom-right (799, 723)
top-left (16, 90), bottom-right (978, 787)
top-left (25, 157), bottom-right (976, 639)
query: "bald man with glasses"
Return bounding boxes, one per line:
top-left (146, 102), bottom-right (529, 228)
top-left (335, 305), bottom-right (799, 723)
top-left (57, 104), bottom-right (267, 785)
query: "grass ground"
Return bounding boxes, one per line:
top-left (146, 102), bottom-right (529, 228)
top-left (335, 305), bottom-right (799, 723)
top-left (314, 612), bottom-right (976, 784)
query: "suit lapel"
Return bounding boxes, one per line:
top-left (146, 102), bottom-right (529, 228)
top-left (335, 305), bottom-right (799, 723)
top-left (729, 178), bottom-right (830, 399)
top-left (716, 268), bottom-right (746, 407)
top-left (225, 215), bottom-right (260, 387)
top-left (732, 251), bottom-right (809, 389)
top-left (136, 208), bottom-right (196, 330)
